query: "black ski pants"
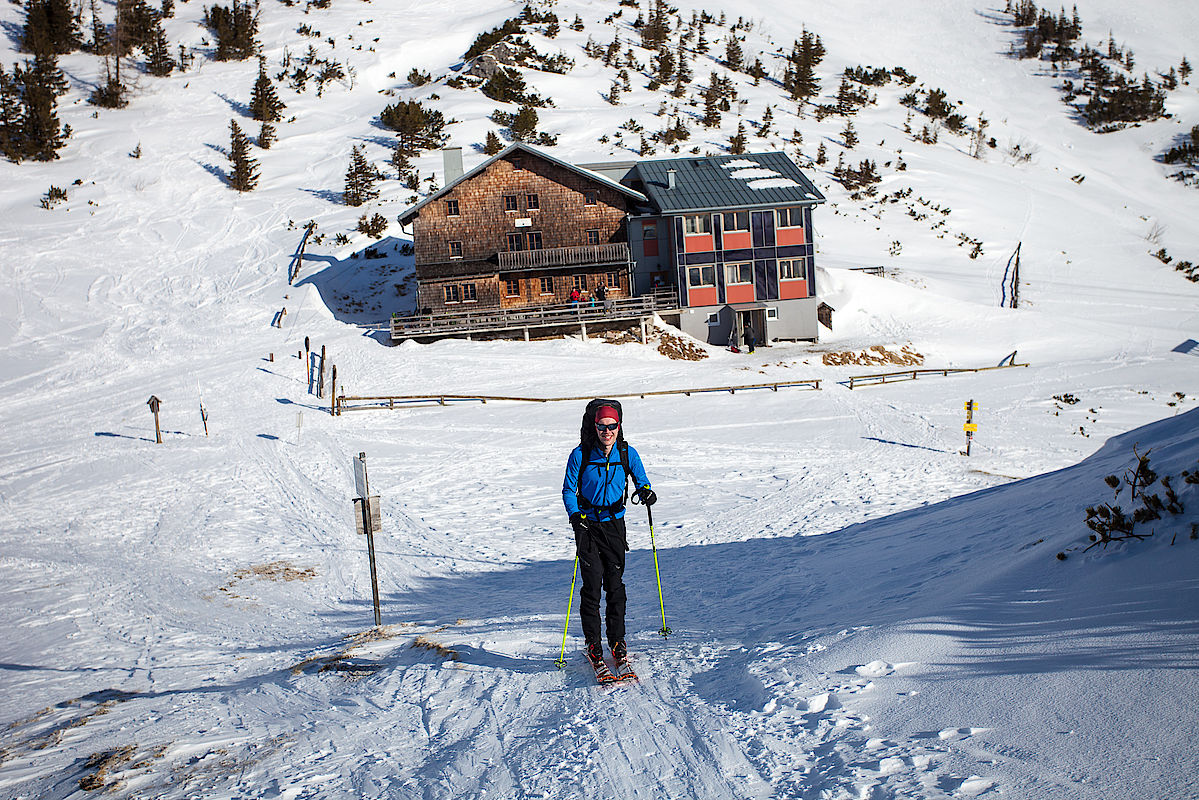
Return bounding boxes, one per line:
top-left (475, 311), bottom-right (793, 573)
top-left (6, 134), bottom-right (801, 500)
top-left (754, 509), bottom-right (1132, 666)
top-left (576, 516), bottom-right (627, 649)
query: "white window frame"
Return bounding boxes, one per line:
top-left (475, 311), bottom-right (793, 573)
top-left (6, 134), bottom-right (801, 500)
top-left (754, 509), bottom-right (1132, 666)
top-left (766, 307), bottom-right (779, 320)
top-left (687, 265), bottom-right (716, 287)
top-left (724, 262), bottom-right (753, 285)
top-left (776, 207), bottom-right (803, 228)
top-left (779, 257), bottom-right (807, 280)
top-left (705, 312), bottom-right (720, 325)
top-left (722, 210), bottom-right (749, 231)
top-left (683, 214), bottom-right (711, 235)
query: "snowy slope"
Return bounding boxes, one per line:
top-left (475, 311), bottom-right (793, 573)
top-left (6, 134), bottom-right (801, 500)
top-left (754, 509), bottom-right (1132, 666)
top-left (2, 0), bottom-right (1199, 797)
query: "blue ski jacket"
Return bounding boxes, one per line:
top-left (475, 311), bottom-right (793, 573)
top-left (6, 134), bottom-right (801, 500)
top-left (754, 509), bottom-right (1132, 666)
top-left (562, 443), bottom-right (651, 522)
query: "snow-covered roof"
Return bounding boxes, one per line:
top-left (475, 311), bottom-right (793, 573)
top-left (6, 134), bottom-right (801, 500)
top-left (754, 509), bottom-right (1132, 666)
top-left (632, 151), bottom-right (826, 214)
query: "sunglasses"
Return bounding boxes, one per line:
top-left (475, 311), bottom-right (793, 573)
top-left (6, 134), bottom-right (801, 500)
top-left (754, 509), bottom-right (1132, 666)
top-left (595, 422), bottom-right (620, 432)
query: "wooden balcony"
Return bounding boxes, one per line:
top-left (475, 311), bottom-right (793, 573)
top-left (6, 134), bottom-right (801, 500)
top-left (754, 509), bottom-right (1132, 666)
top-left (496, 242), bottom-right (631, 271)
top-left (391, 290), bottom-right (678, 343)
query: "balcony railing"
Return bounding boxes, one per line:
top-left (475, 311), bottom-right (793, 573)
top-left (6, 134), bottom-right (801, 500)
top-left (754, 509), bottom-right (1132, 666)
top-left (497, 242), bottom-right (631, 271)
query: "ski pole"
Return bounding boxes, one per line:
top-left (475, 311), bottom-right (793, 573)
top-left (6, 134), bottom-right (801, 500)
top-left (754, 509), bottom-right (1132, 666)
top-left (647, 504), bottom-right (671, 638)
top-left (555, 554), bottom-right (579, 669)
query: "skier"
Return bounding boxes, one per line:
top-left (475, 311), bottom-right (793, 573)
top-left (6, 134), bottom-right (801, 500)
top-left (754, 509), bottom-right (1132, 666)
top-left (562, 401), bottom-right (656, 680)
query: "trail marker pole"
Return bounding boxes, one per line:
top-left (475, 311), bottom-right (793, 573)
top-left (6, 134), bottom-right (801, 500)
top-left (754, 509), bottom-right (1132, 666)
top-left (147, 396), bottom-right (162, 444)
top-left (963, 399), bottom-right (979, 456)
top-left (352, 452), bottom-right (383, 627)
top-left (200, 401), bottom-right (208, 436)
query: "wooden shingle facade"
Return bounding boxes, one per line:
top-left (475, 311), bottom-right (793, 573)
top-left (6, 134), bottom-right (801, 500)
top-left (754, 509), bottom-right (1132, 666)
top-left (398, 144), bottom-right (648, 315)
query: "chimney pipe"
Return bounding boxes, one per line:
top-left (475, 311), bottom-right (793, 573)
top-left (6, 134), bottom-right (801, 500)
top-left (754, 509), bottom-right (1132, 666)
top-left (443, 147), bottom-right (464, 184)
top-left (667, 169), bottom-right (676, 190)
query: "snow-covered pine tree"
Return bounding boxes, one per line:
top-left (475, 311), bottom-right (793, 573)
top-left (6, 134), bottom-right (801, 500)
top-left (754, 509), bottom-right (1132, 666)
top-left (249, 58), bottom-right (285, 122)
top-left (88, 0), bottom-right (110, 55)
top-left (228, 119), bottom-right (259, 191)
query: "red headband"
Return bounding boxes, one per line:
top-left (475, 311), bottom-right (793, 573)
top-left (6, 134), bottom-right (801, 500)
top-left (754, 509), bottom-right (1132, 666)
top-left (595, 405), bottom-right (620, 423)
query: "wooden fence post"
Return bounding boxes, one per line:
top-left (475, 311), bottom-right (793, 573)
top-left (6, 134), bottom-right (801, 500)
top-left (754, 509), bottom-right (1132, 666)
top-left (330, 365), bottom-right (337, 416)
top-left (317, 345), bottom-right (326, 398)
top-left (147, 396), bottom-right (162, 444)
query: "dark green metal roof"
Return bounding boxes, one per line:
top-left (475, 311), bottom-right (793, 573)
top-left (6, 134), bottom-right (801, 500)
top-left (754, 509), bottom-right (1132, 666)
top-left (631, 151), bottom-right (825, 214)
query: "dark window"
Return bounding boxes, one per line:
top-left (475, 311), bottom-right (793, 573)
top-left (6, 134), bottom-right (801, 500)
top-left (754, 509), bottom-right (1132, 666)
top-left (444, 284), bottom-right (460, 303)
top-left (722, 211), bottom-right (749, 231)
top-left (606, 272), bottom-right (619, 288)
top-left (688, 266), bottom-right (716, 287)
top-left (583, 189), bottom-right (598, 205)
top-left (572, 275), bottom-right (587, 291)
top-left (526, 193), bottom-right (539, 210)
top-left (586, 229), bottom-right (601, 246)
top-left (449, 241), bottom-right (463, 258)
top-left (512, 157), bottom-right (523, 171)
top-left (504, 195), bottom-right (519, 212)
top-left (539, 276), bottom-right (554, 294)
top-left (506, 232), bottom-right (525, 252)
top-left (527, 230), bottom-right (543, 250)
top-left (776, 207), bottom-right (804, 227)
top-left (504, 278), bottom-right (520, 297)
top-left (445, 199), bottom-right (459, 216)
top-left (642, 222), bottom-right (657, 239)
top-left (461, 283), bottom-right (477, 302)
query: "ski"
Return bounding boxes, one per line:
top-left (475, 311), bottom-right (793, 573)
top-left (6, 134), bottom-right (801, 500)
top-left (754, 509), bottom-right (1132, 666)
top-left (613, 657), bottom-right (638, 682)
top-left (587, 651), bottom-right (618, 684)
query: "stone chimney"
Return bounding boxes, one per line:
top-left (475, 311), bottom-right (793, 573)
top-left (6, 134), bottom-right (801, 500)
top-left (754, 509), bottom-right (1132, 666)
top-left (443, 147), bottom-right (464, 184)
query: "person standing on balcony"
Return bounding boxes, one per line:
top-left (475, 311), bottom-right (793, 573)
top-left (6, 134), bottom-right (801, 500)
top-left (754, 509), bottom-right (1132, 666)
top-left (570, 287), bottom-right (582, 305)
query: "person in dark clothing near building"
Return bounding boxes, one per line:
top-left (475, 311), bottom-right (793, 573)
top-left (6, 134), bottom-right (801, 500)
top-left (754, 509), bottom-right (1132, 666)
top-left (562, 402), bottom-right (656, 676)
top-left (743, 321), bottom-right (756, 354)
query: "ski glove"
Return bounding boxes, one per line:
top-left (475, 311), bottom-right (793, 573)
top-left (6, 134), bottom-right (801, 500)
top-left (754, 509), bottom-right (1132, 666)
top-left (636, 487), bottom-right (657, 506)
top-left (569, 512), bottom-right (588, 535)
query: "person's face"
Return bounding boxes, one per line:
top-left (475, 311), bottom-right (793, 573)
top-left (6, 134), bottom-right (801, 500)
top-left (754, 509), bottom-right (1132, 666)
top-left (596, 416), bottom-right (619, 448)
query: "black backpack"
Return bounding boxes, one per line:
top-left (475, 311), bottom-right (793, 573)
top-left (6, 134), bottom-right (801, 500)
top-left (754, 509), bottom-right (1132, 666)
top-left (576, 398), bottom-right (632, 511)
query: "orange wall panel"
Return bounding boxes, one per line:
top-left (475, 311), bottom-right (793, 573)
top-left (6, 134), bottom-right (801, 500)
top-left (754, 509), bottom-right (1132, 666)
top-left (684, 234), bottom-right (714, 253)
top-left (723, 231), bottom-right (751, 250)
top-left (688, 286), bottom-right (719, 306)
top-left (726, 283), bottom-right (755, 304)
top-left (777, 227), bottom-right (806, 247)
top-left (779, 279), bottom-right (808, 300)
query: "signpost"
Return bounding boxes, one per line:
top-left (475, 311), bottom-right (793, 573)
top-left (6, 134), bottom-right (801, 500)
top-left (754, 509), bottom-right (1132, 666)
top-left (147, 395), bottom-right (162, 444)
top-left (963, 399), bottom-right (979, 456)
top-left (352, 452), bottom-right (383, 627)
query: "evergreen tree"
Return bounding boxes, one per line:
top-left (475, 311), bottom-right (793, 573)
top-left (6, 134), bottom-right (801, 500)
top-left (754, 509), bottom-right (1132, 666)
top-left (249, 58), bottom-right (285, 122)
top-left (842, 119), bottom-right (858, 147)
top-left (1180, 57), bottom-right (1192, 85)
top-left (508, 105), bottom-right (539, 141)
top-left (655, 44), bottom-right (675, 85)
top-left (748, 58), bottom-right (766, 86)
top-left (22, 0), bottom-right (81, 56)
top-left (228, 119), bottom-right (259, 191)
top-left (815, 141), bottom-right (827, 165)
top-left (639, 0), bottom-right (671, 50)
top-left (89, 55), bottom-right (128, 108)
top-left (701, 73), bottom-right (722, 127)
top-left (482, 129), bottom-right (503, 155)
top-left (728, 121), bottom-right (746, 154)
top-left (89, 0), bottom-right (110, 55)
top-left (258, 120), bottom-right (275, 149)
top-left (208, 0), bottom-right (258, 62)
top-left (145, 17), bottom-right (175, 76)
top-left (381, 99), bottom-right (448, 155)
top-left (724, 36), bottom-right (743, 72)
top-left (0, 66), bottom-right (25, 162)
top-left (755, 105), bottom-right (773, 137)
top-left (784, 28), bottom-right (823, 105)
top-left (19, 56), bottom-right (69, 160)
top-left (344, 144), bottom-right (379, 206)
